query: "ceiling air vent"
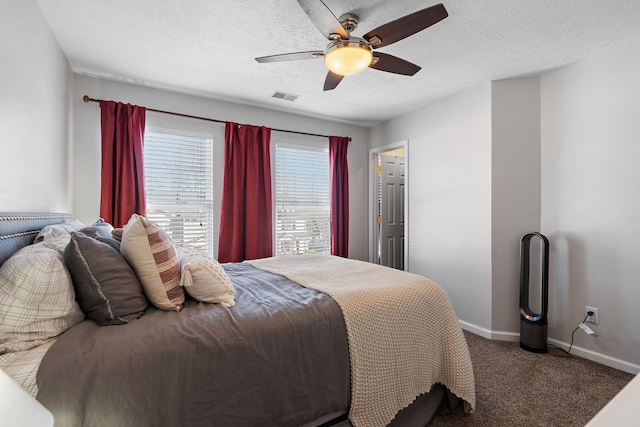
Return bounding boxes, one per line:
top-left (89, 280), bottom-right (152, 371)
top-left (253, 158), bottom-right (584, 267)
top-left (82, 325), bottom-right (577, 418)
top-left (271, 91), bottom-right (300, 102)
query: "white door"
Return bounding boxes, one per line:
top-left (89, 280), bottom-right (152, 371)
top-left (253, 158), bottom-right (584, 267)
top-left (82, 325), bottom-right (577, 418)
top-left (377, 154), bottom-right (405, 270)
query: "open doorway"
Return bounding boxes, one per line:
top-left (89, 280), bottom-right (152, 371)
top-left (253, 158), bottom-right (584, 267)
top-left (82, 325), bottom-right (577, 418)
top-left (369, 140), bottom-right (408, 271)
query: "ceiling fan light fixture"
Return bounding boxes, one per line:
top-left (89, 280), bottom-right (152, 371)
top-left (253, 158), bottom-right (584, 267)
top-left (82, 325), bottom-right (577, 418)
top-left (324, 39), bottom-right (373, 76)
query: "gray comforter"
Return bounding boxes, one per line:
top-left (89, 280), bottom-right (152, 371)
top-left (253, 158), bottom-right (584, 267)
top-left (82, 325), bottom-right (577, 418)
top-left (36, 263), bottom-right (350, 427)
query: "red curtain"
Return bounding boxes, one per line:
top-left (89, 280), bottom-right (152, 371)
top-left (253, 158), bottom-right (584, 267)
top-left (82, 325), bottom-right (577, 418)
top-left (218, 122), bottom-right (273, 263)
top-left (99, 101), bottom-right (146, 228)
top-left (329, 136), bottom-right (349, 257)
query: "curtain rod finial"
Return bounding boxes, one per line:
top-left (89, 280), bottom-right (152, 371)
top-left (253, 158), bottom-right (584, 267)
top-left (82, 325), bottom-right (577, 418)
top-left (83, 95), bottom-right (90, 103)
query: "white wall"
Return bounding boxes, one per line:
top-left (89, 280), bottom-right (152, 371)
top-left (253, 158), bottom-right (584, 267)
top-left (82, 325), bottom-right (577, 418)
top-left (541, 43), bottom-right (640, 372)
top-left (370, 84), bottom-right (494, 331)
top-left (72, 74), bottom-right (370, 260)
top-left (0, 0), bottom-right (73, 212)
top-left (371, 44), bottom-right (640, 373)
top-left (491, 77), bottom-right (541, 337)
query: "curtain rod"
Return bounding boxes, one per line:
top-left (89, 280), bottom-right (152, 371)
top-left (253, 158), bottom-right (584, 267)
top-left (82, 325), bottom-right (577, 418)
top-left (83, 95), bottom-right (351, 141)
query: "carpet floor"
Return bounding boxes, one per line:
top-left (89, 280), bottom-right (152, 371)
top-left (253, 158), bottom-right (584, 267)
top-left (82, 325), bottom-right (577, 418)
top-left (429, 331), bottom-right (634, 427)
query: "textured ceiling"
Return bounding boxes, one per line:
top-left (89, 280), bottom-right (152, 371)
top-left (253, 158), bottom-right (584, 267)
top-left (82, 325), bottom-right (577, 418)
top-left (36, 0), bottom-right (640, 127)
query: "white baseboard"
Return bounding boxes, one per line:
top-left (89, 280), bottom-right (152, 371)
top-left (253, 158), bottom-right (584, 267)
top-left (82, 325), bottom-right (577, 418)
top-left (548, 338), bottom-right (640, 375)
top-left (457, 320), bottom-right (492, 339)
top-left (458, 321), bottom-right (640, 375)
top-left (458, 320), bottom-right (520, 342)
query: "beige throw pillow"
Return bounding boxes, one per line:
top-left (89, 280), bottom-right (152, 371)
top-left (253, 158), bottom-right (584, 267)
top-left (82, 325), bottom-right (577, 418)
top-left (179, 249), bottom-right (235, 307)
top-left (120, 214), bottom-right (184, 311)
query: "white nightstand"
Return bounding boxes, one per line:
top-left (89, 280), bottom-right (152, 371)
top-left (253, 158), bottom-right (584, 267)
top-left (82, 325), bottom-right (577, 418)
top-left (586, 373), bottom-right (640, 426)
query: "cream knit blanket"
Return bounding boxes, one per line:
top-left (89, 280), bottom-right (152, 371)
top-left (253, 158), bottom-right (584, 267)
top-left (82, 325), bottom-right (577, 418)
top-left (248, 254), bottom-right (475, 427)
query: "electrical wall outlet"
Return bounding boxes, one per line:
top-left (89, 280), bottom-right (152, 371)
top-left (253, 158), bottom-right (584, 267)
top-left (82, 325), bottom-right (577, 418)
top-left (585, 306), bottom-right (599, 324)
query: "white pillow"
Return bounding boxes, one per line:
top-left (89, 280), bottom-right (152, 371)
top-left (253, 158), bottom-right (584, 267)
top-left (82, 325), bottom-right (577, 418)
top-left (38, 235), bottom-right (76, 255)
top-left (120, 214), bottom-right (184, 311)
top-left (179, 249), bottom-right (235, 307)
top-left (34, 219), bottom-right (85, 244)
top-left (0, 244), bottom-right (85, 354)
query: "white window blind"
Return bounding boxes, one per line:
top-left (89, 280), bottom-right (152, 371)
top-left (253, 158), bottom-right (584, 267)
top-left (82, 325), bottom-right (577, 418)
top-left (143, 131), bottom-right (214, 255)
top-left (275, 144), bottom-right (330, 256)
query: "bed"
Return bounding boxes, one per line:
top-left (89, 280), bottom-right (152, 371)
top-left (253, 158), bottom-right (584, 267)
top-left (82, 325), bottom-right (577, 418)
top-left (0, 212), bottom-right (475, 427)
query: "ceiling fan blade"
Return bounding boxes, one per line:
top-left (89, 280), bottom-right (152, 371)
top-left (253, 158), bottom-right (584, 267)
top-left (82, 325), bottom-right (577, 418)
top-left (369, 52), bottom-right (421, 76)
top-left (297, 0), bottom-right (349, 40)
top-left (363, 3), bottom-right (448, 49)
top-left (323, 71), bottom-right (344, 91)
top-left (256, 51), bottom-right (324, 63)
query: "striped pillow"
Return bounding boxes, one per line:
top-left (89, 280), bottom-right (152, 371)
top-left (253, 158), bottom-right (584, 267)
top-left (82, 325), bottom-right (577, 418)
top-left (120, 214), bottom-right (184, 311)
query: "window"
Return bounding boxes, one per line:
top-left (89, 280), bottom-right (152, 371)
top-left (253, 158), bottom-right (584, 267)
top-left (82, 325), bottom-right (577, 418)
top-left (143, 130), bottom-right (214, 255)
top-left (274, 143), bottom-right (330, 256)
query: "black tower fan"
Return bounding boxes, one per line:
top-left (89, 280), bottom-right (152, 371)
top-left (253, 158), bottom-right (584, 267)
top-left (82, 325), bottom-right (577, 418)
top-left (519, 232), bottom-right (549, 353)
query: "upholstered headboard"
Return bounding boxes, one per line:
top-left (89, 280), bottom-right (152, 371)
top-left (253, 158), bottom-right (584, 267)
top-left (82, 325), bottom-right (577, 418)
top-left (0, 213), bottom-right (72, 266)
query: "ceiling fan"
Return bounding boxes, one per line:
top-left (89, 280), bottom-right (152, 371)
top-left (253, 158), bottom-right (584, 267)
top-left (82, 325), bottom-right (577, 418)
top-left (255, 0), bottom-right (448, 91)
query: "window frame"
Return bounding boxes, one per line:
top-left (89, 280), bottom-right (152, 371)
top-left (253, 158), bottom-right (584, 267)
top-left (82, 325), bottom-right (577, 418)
top-left (272, 141), bottom-right (331, 257)
top-left (143, 126), bottom-right (216, 256)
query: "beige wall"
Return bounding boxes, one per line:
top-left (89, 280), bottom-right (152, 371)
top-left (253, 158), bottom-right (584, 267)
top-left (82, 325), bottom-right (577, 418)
top-left (0, 0), bottom-right (73, 212)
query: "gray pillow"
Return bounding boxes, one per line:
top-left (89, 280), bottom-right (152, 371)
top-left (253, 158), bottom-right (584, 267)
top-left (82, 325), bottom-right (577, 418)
top-left (64, 232), bottom-right (148, 326)
top-left (80, 219), bottom-right (115, 240)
